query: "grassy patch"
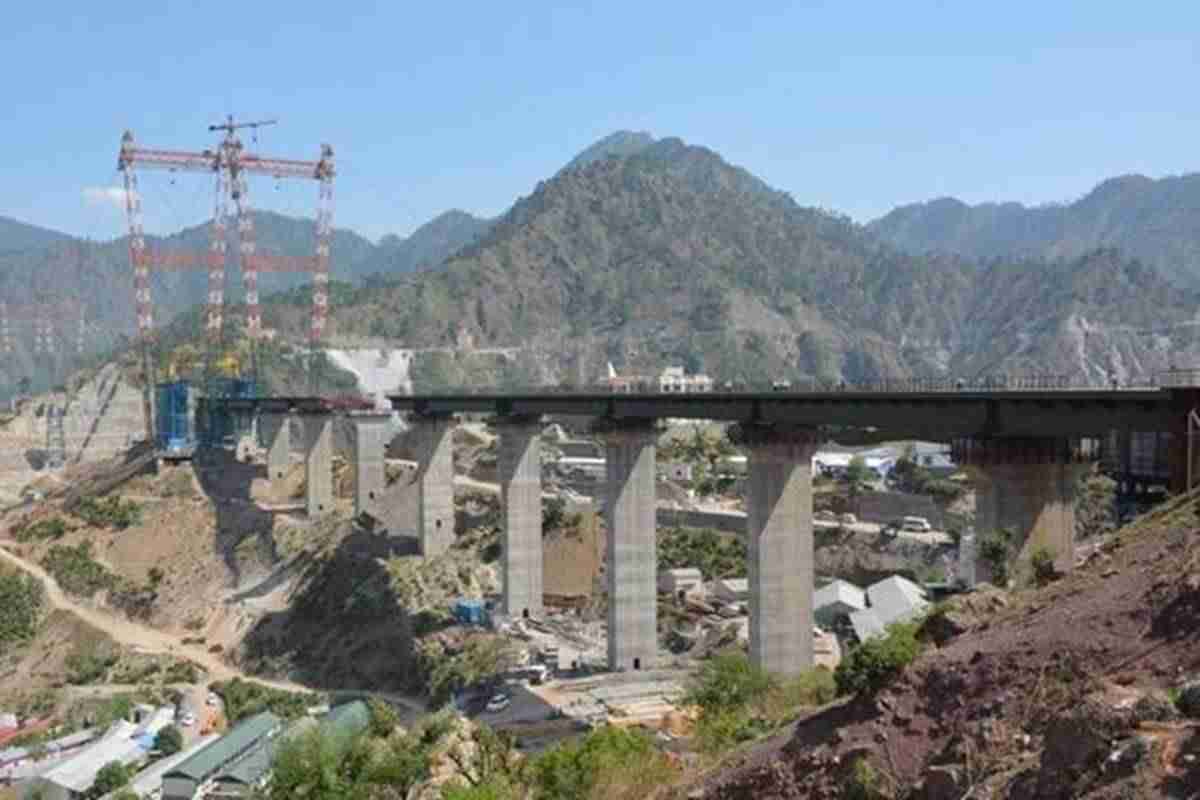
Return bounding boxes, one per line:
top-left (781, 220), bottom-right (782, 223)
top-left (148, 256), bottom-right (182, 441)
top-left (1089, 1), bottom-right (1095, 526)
top-left (72, 495), bottom-right (143, 530)
top-left (834, 620), bottom-right (922, 697)
top-left (658, 527), bottom-right (746, 580)
top-left (40, 542), bottom-right (118, 597)
top-left (10, 516), bottom-right (68, 543)
top-left (0, 567), bottom-right (45, 647)
top-left (209, 677), bottom-right (319, 723)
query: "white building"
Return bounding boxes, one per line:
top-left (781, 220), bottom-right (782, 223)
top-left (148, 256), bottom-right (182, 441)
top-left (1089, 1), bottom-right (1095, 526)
top-left (658, 568), bottom-right (704, 597)
top-left (865, 575), bottom-right (930, 628)
top-left (813, 579), bottom-right (867, 628)
top-left (657, 367), bottom-right (713, 394)
top-left (710, 578), bottom-right (748, 603)
top-left (22, 708), bottom-right (172, 800)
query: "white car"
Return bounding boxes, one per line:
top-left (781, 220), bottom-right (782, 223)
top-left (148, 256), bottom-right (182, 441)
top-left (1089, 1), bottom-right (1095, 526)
top-left (485, 694), bottom-right (511, 713)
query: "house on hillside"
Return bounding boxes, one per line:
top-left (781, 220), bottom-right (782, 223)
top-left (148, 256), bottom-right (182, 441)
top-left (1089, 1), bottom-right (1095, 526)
top-left (206, 701), bottom-right (371, 800)
top-left (813, 579), bottom-right (867, 629)
top-left (116, 734), bottom-right (220, 799)
top-left (866, 575), bottom-right (929, 627)
top-left (658, 568), bottom-right (704, 598)
top-left (710, 578), bottom-right (748, 604)
top-left (23, 708), bottom-right (172, 800)
top-left (161, 712), bottom-right (281, 800)
top-left (657, 366), bottom-right (713, 394)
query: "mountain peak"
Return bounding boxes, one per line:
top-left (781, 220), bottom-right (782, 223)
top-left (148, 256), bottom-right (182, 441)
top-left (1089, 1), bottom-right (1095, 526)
top-left (563, 130), bottom-right (656, 172)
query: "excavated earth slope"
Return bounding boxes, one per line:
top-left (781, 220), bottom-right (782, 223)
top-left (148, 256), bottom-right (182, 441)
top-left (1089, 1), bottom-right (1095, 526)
top-left (697, 493), bottom-right (1200, 799)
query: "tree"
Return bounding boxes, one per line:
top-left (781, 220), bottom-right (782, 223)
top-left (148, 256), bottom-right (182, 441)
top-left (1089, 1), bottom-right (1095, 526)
top-left (154, 725), bottom-right (183, 755)
top-left (845, 455), bottom-right (872, 499)
top-left (89, 761), bottom-right (131, 798)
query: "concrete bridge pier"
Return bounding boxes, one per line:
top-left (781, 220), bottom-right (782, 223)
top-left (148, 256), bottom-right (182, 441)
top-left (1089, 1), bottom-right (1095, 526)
top-left (261, 412), bottom-right (293, 496)
top-left (496, 416), bottom-right (543, 620)
top-left (413, 414), bottom-right (456, 556)
top-left (350, 413), bottom-right (391, 518)
top-left (301, 412), bottom-right (334, 517)
top-left (954, 437), bottom-right (1097, 582)
top-left (730, 423), bottom-right (821, 678)
top-left (598, 419), bottom-right (659, 672)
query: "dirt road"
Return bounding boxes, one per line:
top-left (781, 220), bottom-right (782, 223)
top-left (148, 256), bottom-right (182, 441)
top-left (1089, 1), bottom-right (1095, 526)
top-left (0, 543), bottom-right (305, 694)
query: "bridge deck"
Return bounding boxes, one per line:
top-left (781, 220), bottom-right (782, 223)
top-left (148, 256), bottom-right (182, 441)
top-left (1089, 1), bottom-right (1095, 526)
top-left (387, 389), bottom-right (1174, 441)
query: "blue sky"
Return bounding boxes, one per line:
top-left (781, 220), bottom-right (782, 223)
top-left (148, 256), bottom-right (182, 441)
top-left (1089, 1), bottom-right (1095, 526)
top-left (2, 0), bottom-right (1197, 242)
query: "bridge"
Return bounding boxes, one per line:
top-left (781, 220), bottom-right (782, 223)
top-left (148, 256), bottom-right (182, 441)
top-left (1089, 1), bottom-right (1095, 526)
top-left (203, 379), bottom-right (1200, 679)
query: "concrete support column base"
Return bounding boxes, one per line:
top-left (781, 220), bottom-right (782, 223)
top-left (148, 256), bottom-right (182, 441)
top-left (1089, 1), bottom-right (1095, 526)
top-left (415, 414), bottom-right (456, 557)
top-left (302, 414), bottom-right (334, 518)
top-left (957, 436), bottom-right (1095, 584)
top-left (497, 417), bottom-right (543, 620)
top-left (598, 420), bottom-right (659, 672)
top-left (261, 413), bottom-right (293, 498)
top-left (351, 414), bottom-right (391, 519)
top-left (730, 423), bottom-right (821, 678)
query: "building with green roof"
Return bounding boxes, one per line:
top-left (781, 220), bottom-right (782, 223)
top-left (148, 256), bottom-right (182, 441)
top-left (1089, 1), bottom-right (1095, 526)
top-left (161, 711), bottom-right (281, 800)
top-left (205, 702), bottom-right (370, 799)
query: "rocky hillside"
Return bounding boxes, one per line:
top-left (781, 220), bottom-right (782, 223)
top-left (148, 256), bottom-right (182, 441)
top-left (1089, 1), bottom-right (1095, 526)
top-left (870, 173), bottom-right (1200, 288)
top-left (697, 493), bottom-right (1200, 799)
top-left (324, 137), bottom-right (1200, 386)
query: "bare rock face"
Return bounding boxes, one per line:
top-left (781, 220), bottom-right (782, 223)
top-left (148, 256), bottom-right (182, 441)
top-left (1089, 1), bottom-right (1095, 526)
top-left (916, 764), bottom-right (963, 800)
top-left (1035, 700), bottom-right (1130, 798)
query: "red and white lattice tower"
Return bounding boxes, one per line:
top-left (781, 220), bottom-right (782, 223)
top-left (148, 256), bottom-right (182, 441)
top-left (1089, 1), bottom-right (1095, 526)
top-left (117, 120), bottom-right (336, 401)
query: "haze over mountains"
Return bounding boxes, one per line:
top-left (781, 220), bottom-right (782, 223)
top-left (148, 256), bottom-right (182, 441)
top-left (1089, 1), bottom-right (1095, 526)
top-left (3, 131), bottom-right (1200, 392)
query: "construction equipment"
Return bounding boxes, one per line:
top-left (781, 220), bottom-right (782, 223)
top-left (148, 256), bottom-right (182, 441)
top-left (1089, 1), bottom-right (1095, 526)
top-left (116, 117), bottom-right (336, 438)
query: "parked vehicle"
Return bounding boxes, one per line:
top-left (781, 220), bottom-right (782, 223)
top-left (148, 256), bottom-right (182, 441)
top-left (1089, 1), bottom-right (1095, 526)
top-left (486, 693), bottom-right (511, 713)
top-left (901, 516), bottom-right (932, 532)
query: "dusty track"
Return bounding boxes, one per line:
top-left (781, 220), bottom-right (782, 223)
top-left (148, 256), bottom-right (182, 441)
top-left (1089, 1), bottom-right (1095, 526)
top-left (0, 542), bottom-right (304, 693)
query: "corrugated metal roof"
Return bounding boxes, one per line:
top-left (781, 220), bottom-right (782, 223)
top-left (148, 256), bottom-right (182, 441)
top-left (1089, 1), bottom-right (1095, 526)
top-left (124, 734), bottom-right (220, 796)
top-left (814, 579), bottom-right (866, 612)
top-left (849, 608), bottom-right (886, 642)
top-left (322, 701), bottom-right (370, 737)
top-left (39, 719), bottom-right (143, 793)
top-left (866, 575), bottom-right (929, 627)
top-left (164, 711), bottom-right (281, 782)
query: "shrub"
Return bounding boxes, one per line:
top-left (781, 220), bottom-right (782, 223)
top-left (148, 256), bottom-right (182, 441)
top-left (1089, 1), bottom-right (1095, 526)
top-left (73, 496), bottom-right (142, 531)
top-left (65, 640), bottom-right (120, 685)
top-left (12, 516), bottom-right (67, 542)
top-left (684, 651), bottom-right (772, 715)
top-left (88, 760), bottom-right (131, 798)
top-left (531, 725), bottom-right (673, 800)
top-left (658, 527), bottom-right (747, 580)
top-left (154, 725), bottom-right (183, 755)
top-left (845, 758), bottom-right (886, 800)
top-left (0, 568), bottom-right (45, 646)
top-left (209, 677), bottom-right (316, 723)
top-left (40, 542), bottom-right (117, 597)
top-left (978, 528), bottom-right (1014, 586)
top-left (835, 621), bottom-right (922, 697)
top-left (1030, 546), bottom-right (1057, 587)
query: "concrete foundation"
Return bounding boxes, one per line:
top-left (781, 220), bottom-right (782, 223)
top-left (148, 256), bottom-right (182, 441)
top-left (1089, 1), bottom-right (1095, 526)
top-left (415, 415), bottom-right (455, 556)
top-left (969, 461), bottom-right (1090, 581)
top-left (602, 424), bottom-right (658, 672)
top-left (351, 414), bottom-right (391, 518)
top-left (262, 413), bottom-right (292, 496)
top-left (498, 419), bottom-right (543, 620)
top-left (955, 436), bottom-right (1096, 582)
top-left (736, 425), bottom-right (819, 678)
top-left (301, 414), bottom-right (334, 518)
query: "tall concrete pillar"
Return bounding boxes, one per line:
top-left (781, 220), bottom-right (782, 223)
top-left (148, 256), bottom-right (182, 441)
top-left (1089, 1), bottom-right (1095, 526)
top-left (954, 437), bottom-right (1095, 582)
top-left (415, 414), bottom-right (455, 556)
top-left (351, 414), bottom-right (391, 518)
top-left (262, 413), bottom-right (293, 496)
top-left (731, 424), bottom-right (820, 678)
top-left (497, 416), bottom-right (543, 620)
top-left (301, 413), bottom-right (334, 518)
top-left (600, 421), bottom-right (658, 672)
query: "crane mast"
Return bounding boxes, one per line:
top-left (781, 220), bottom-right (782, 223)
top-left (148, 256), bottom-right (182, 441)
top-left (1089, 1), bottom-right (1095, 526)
top-left (116, 118), bottom-right (336, 442)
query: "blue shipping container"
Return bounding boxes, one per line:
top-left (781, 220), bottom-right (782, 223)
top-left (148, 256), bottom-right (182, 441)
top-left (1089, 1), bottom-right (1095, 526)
top-left (155, 381), bottom-right (195, 454)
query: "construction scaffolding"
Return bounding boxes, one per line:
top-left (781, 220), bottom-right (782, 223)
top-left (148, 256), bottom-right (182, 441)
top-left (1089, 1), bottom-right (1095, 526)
top-left (116, 117), bottom-right (336, 442)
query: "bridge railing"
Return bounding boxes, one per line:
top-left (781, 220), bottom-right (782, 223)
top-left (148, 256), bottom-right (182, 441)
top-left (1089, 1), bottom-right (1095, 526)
top-left (1157, 368), bottom-right (1200, 388)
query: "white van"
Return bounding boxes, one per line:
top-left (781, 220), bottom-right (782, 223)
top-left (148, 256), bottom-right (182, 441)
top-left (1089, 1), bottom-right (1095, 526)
top-left (901, 516), bottom-right (932, 532)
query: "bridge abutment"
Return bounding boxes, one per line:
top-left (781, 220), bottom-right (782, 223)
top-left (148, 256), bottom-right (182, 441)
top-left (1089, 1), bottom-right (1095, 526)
top-left (301, 413), bottom-right (334, 517)
top-left (414, 414), bottom-right (456, 556)
top-left (496, 416), bottom-right (544, 620)
top-left (730, 423), bottom-right (820, 678)
top-left (953, 437), bottom-right (1096, 583)
top-left (350, 413), bottom-right (391, 519)
top-left (598, 419), bottom-right (659, 672)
